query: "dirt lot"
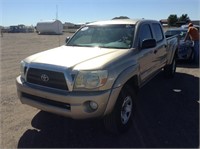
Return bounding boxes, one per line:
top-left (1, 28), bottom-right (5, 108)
top-left (0, 33), bottom-right (199, 148)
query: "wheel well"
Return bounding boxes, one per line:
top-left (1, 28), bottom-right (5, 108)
top-left (124, 75), bottom-right (139, 94)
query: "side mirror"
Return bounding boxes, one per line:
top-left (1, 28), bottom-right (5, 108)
top-left (141, 39), bottom-right (156, 49)
top-left (65, 37), bottom-right (71, 44)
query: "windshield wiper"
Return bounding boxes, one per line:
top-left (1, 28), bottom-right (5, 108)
top-left (99, 45), bottom-right (129, 49)
top-left (67, 44), bottom-right (93, 47)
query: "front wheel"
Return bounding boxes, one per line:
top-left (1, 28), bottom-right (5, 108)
top-left (104, 85), bottom-right (137, 134)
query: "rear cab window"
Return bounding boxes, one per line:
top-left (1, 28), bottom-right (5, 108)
top-left (152, 23), bottom-right (164, 42)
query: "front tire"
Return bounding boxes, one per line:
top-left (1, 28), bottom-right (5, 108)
top-left (104, 85), bottom-right (137, 134)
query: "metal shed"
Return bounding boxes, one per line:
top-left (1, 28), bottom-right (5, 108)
top-left (36, 20), bottom-right (63, 35)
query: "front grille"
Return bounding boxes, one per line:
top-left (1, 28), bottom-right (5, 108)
top-left (22, 93), bottom-right (71, 110)
top-left (27, 68), bottom-right (68, 91)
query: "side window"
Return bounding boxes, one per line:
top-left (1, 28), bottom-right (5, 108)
top-left (139, 24), bottom-right (153, 45)
top-left (152, 23), bottom-right (164, 42)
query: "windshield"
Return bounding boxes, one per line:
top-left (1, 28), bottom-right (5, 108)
top-left (67, 24), bottom-right (135, 49)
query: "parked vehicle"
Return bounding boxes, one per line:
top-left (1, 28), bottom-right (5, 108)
top-left (8, 25), bottom-right (27, 33)
top-left (16, 19), bottom-right (178, 133)
top-left (181, 24), bottom-right (200, 30)
top-left (165, 28), bottom-right (194, 61)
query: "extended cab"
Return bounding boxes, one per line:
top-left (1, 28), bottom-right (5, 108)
top-left (16, 19), bottom-right (178, 133)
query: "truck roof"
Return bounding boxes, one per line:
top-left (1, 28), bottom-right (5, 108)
top-left (87, 19), bottom-right (140, 25)
top-left (87, 19), bottom-right (160, 26)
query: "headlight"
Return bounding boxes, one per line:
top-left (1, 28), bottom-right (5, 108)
top-left (20, 61), bottom-right (27, 79)
top-left (74, 70), bottom-right (108, 89)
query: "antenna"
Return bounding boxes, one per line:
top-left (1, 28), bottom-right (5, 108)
top-left (56, 5), bottom-right (58, 20)
top-left (56, 5), bottom-right (61, 46)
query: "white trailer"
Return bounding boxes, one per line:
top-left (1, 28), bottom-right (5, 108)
top-left (36, 20), bottom-right (63, 35)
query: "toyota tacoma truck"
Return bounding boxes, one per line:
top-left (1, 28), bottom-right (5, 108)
top-left (16, 19), bottom-right (178, 133)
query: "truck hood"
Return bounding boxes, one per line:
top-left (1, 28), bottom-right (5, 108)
top-left (25, 46), bottom-right (129, 70)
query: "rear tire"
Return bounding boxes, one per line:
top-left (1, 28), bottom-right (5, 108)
top-left (164, 57), bottom-right (176, 78)
top-left (188, 49), bottom-right (194, 62)
top-left (104, 85), bottom-right (137, 134)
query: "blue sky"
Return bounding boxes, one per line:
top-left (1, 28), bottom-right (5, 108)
top-left (1, 0), bottom-right (199, 26)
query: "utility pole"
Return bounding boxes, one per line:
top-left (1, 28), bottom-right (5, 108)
top-left (56, 5), bottom-right (58, 20)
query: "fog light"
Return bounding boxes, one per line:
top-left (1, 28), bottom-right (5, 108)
top-left (89, 101), bottom-right (98, 110)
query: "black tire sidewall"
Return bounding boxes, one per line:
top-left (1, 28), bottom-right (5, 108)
top-left (114, 85), bottom-right (136, 132)
top-left (164, 57), bottom-right (176, 78)
top-left (189, 49), bottom-right (194, 62)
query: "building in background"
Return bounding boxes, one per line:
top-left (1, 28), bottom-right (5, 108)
top-left (63, 22), bottom-right (83, 33)
top-left (36, 20), bottom-right (63, 35)
top-left (160, 19), bottom-right (200, 27)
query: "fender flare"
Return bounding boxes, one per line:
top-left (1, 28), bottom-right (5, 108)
top-left (103, 64), bottom-right (140, 115)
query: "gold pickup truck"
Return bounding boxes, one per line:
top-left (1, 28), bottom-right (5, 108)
top-left (16, 19), bottom-right (178, 133)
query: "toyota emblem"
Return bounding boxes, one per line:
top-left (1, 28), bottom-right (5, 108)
top-left (41, 74), bottom-right (49, 82)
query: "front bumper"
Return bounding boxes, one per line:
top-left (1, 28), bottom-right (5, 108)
top-left (16, 76), bottom-right (120, 119)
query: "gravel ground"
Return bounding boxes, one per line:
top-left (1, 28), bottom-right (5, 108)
top-left (0, 33), bottom-right (199, 148)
